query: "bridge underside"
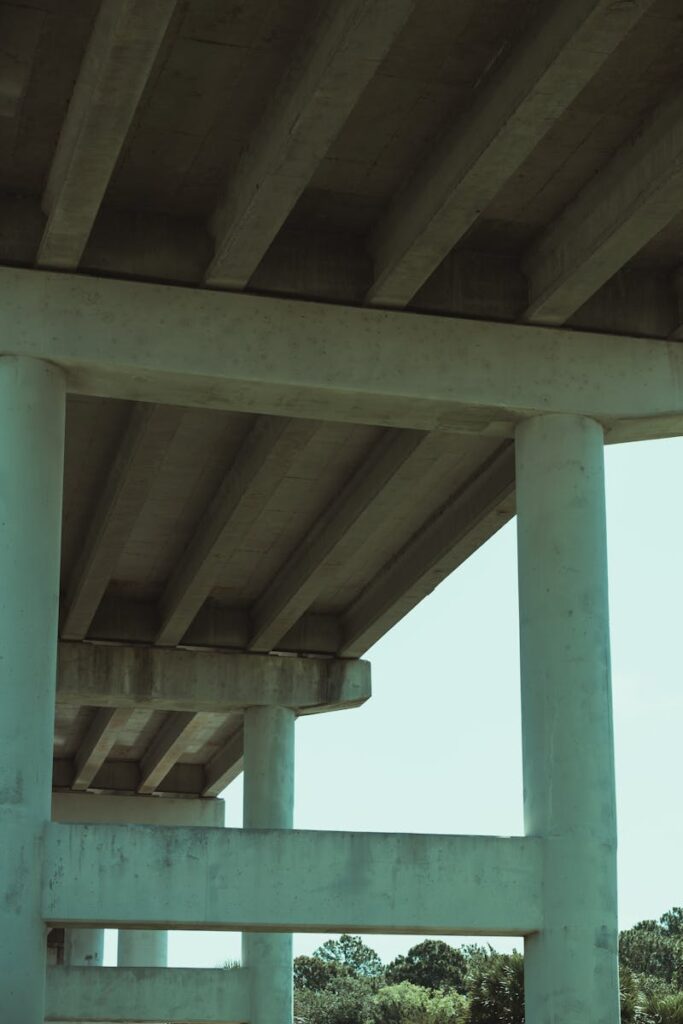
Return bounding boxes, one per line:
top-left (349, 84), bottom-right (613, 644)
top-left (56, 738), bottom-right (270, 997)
top-left (0, 0), bottom-right (680, 1021)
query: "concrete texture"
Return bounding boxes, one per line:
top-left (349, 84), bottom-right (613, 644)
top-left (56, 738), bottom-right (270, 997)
top-left (0, 357), bottom-right (65, 1021)
top-left (1, 267), bottom-right (683, 442)
top-left (57, 642), bottom-right (371, 713)
top-left (53, 792), bottom-right (225, 827)
top-left (117, 929), bottom-right (168, 969)
top-left (43, 824), bottom-right (542, 935)
top-left (242, 707), bottom-right (296, 1024)
top-left (516, 415), bottom-right (619, 1023)
top-left (45, 965), bottom-right (251, 1023)
top-left (64, 928), bottom-right (104, 967)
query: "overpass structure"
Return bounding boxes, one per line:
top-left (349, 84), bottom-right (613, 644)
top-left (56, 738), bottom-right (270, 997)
top-left (0, 0), bottom-right (681, 1020)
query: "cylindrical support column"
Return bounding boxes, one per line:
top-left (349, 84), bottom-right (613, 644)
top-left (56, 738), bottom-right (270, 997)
top-left (242, 706), bottom-right (295, 1024)
top-left (516, 415), bottom-right (619, 1024)
top-left (0, 357), bottom-right (66, 1021)
top-left (117, 930), bottom-right (168, 967)
top-left (65, 928), bottom-right (105, 966)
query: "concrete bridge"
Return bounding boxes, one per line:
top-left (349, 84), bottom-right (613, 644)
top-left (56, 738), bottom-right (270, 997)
top-left (0, 0), bottom-right (681, 1020)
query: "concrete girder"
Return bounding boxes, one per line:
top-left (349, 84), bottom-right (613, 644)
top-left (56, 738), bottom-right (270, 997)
top-left (340, 442), bottom-right (515, 656)
top-left (366, 0), bottom-right (656, 308)
top-left (206, 0), bottom-right (416, 289)
top-left (52, 792), bottom-right (225, 828)
top-left (88, 596), bottom-right (342, 655)
top-left (203, 730), bottom-right (244, 798)
top-left (137, 712), bottom-right (205, 795)
top-left (2, 267), bottom-right (683, 442)
top-left (71, 707), bottom-right (135, 792)
top-left (57, 642), bottom-right (371, 713)
top-left (43, 824), bottom-right (542, 936)
top-left (156, 416), bottom-right (320, 647)
top-left (247, 429), bottom-right (430, 652)
top-left (38, 0), bottom-right (177, 270)
top-left (525, 89), bottom-right (683, 325)
top-left (61, 403), bottom-right (183, 640)
top-left (45, 966), bottom-right (250, 1023)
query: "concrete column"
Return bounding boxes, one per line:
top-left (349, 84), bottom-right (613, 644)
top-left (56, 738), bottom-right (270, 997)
top-left (516, 414), bottom-right (619, 1024)
top-left (0, 357), bottom-right (65, 1021)
top-left (242, 706), bottom-right (295, 1024)
top-left (117, 930), bottom-right (168, 967)
top-left (64, 928), bottom-right (105, 966)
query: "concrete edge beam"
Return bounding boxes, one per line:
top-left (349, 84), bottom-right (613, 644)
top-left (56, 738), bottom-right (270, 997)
top-left (43, 824), bottom-right (542, 936)
top-left (57, 642), bottom-right (371, 713)
top-left (52, 792), bottom-right (225, 827)
top-left (45, 965), bottom-right (250, 1023)
top-left (1, 267), bottom-right (683, 441)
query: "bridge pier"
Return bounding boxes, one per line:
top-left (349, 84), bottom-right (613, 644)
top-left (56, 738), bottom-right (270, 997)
top-left (0, 357), bottom-right (65, 1020)
top-left (516, 415), bottom-right (619, 1024)
top-left (242, 706), bottom-right (296, 1024)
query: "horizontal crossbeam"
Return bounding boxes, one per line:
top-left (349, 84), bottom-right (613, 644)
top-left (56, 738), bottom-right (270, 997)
top-left (57, 642), bottom-right (370, 713)
top-left (45, 965), bottom-right (250, 1023)
top-left (2, 267), bottom-right (683, 442)
top-left (43, 824), bottom-right (542, 936)
top-left (51, 792), bottom-right (225, 827)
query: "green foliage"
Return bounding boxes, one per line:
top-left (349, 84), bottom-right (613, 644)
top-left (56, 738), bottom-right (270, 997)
top-left (291, 911), bottom-right (683, 1024)
top-left (369, 982), bottom-right (469, 1024)
top-left (295, 974), bottom-right (375, 1024)
top-left (620, 910), bottom-right (683, 989)
top-left (386, 941), bottom-right (468, 993)
top-left (295, 953), bottom-right (348, 991)
top-left (465, 949), bottom-right (524, 1024)
top-left (315, 934), bottom-right (384, 979)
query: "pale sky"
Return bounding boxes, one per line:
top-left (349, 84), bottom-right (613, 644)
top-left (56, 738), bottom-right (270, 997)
top-left (104, 436), bottom-right (683, 967)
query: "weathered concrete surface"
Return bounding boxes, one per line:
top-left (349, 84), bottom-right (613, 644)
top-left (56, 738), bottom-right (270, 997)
top-left (242, 707), bottom-right (295, 1024)
top-left (45, 965), bottom-right (250, 1022)
top-left (516, 415), bottom-right (619, 1024)
top-left (1, 267), bottom-right (683, 442)
top-left (117, 929), bottom-right (167, 970)
top-left (64, 927), bottom-right (104, 968)
top-left (43, 824), bottom-right (542, 935)
top-left (57, 642), bottom-right (371, 713)
top-left (0, 357), bottom-right (65, 1021)
top-left (53, 792), bottom-right (223, 828)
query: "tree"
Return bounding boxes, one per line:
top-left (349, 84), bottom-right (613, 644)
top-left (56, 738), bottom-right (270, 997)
top-left (314, 934), bottom-right (384, 979)
top-left (294, 953), bottom-right (347, 991)
top-left (663, 910), bottom-right (683, 938)
top-left (295, 974), bottom-right (375, 1024)
top-left (386, 940), bottom-right (468, 993)
top-left (620, 917), bottom-right (683, 989)
top-left (465, 949), bottom-right (524, 1024)
top-left (369, 981), bottom-right (468, 1024)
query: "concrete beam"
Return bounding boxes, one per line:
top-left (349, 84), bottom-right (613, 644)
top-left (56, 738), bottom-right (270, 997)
top-left (205, 0), bottom-right (415, 289)
top-left (88, 596), bottom-right (341, 654)
top-left (57, 642), bottom-right (371, 713)
top-left (61, 403), bottom-right (182, 640)
top-left (138, 713), bottom-right (205, 794)
top-left (71, 708), bottom-right (134, 791)
top-left (340, 443), bottom-right (515, 656)
top-left (3, 268), bottom-right (683, 442)
top-left (248, 429), bottom-right (429, 652)
top-left (43, 824), bottom-right (542, 936)
top-left (53, 758), bottom-right (205, 796)
top-left (38, 0), bottom-right (177, 269)
top-left (52, 792), bottom-right (225, 827)
top-left (45, 965), bottom-right (250, 1023)
top-left (525, 89), bottom-right (683, 324)
top-left (203, 730), bottom-right (244, 798)
top-left (366, 0), bottom-right (654, 308)
top-left (156, 416), bottom-right (319, 647)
